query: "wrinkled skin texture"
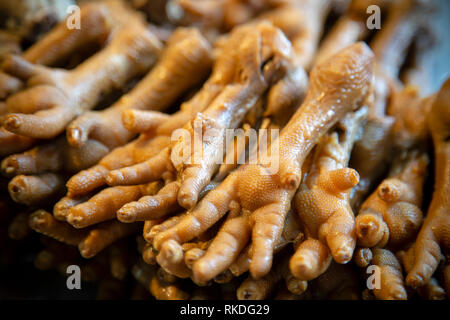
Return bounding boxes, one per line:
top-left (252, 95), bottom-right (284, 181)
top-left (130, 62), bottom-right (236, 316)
top-left (370, 248), bottom-right (407, 300)
top-left (67, 182), bottom-right (162, 228)
top-left (132, 262), bottom-right (189, 300)
top-left (65, 27), bottom-right (212, 153)
top-left (2, 0), bottom-right (446, 301)
top-left (256, 0), bottom-right (331, 69)
top-left (313, 16), bottom-right (366, 67)
top-left (64, 134), bottom-right (171, 200)
top-left (387, 86), bottom-right (435, 149)
top-left (355, 151), bottom-right (428, 249)
top-left (312, 0), bottom-right (395, 68)
top-left (153, 43), bottom-right (374, 281)
top-left (306, 262), bottom-right (360, 300)
top-left (57, 22), bottom-right (289, 231)
top-left (0, 1), bottom-right (132, 156)
top-left (1, 1), bottom-right (162, 140)
top-left (405, 78), bottom-right (450, 289)
top-left (62, 21), bottom-right (258, 200)
top-left (0, 0), bottom-right (114, 97)
top-left (397, 246), bottom-right (446, 300)
top-left (291, 108), bottom-right (367, 281)
top-left (170, 0), bottom-right (271, 31)
top-left (108, 21), bottom-right (294, 217)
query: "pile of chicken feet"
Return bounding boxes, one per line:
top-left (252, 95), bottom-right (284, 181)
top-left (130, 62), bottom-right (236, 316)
top-left (0, 0), bottom-right (448, 300)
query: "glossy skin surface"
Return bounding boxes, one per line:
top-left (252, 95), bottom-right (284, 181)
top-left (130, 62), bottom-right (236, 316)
top-left (66, 27), bottom-right (212, 152)
top-left (370, 248), bottom-right (407, 300)
top-left (2, 21), bottom-right (161, 140)
top-left (405, 78), bottom-right (450, 288)
top-left (151, 43), bottom-right (374, 282)
top-left (355, 151), bottom-right (428, 249)
top-left (62, 22), bottom-right (255, 201)
top-left (107, 22), bottom-right (294, 217)
top-left (291, 108), bottom-right (367, 281)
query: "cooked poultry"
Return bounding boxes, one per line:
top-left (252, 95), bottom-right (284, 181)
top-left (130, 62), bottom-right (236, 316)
top-left (0, 0), bottom-right (448, 301)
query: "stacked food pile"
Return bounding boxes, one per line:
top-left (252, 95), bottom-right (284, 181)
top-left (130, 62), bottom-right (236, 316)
top-left (0, 0), bottom-right (448, 300)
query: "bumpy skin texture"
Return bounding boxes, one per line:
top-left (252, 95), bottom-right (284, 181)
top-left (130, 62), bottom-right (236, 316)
top-left (387, 85), bottom-right (435, 149)
top-left (312, 0), bottom-right (393, 67)
top-left (174, 0), bottom-right (330, 68)
top-left (0, 31), bottom-right (21, 64)
top-left (227, 209), bottom-right (303, 277)
top-left (170, 0), bottom-right (271, 31)
top-left (29, 209), bottom-right (140, 259)
top-left (64, 134), bottom-right (171, 200)
top-left (8, 211), bottom-right (31, 240)
top-left (0, 71), bottom-right (22, 100)
top-left (256, 0), bottom-right (330, 69)
top-left (52, 28), bottom-right (212, 228)
top-left (313, 15), bottom-right (366, 67)
top-left (405, 78), bottom-right (450, 289)
top-left (65, 27), bottom-right (212, 152)
top-left (63, 22), bottom-right (254, 199)
top-left (153, 43), bottom-right (374, 281)
top-left (12, 0), bottom-right (111, 65)
top-left (397, 246), bottom-right (446, 300)
top-left (237, 250), bottom-right (306, 300)
top-left (145, 183), bottom-right (232, 285)
top-left (370, 248), bottom-right (407, 300)
top-left (1, 136), bottom-right (111, 177)
top-left (108, 21), bottom-right (294, 216)
top-left (370, 0), bottom-right (427, 80)
top-left (355, 151), bottom-right (428, 249)
top-left (33, 238), bottom-right (80, 271)
top-left (108, 242), bottom-right (131, 280)
top-left (147, 171), bottom-right (300, 285)
top-left (290, 108), bottom-right (367, 281)
top-left (0, 0), bottom-right (74, 41)
top-left (353, 247), bottom-right (373, 267)
top-left (29, 210), bottom-right (89, 246)
top-left (8, 172), bottom-right (65, 205)
top-left (350, 0), bottom-right (427, 209)
top-left (0, 0), bottom-right (115, 102)
top-left (442, 264), bottom-right (450, 300)
top-left (1, 2), bottom-right (162, 140)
